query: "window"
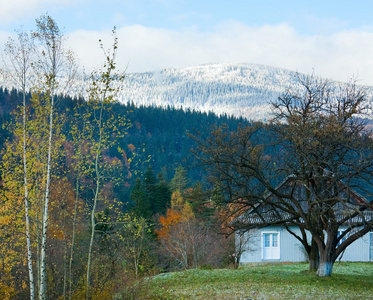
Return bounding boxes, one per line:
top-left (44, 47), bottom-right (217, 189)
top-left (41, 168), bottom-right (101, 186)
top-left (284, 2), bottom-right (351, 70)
top-left (272, 233), bottom-right (278, 247)
top-left (264, 234), bottom-right (270, 247)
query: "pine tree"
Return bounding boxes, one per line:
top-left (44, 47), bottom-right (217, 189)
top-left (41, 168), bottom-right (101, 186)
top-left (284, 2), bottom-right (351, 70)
top-left (144, 166), bottom-right (157, 214)
top-left (185, 182), bottom-right (213, 221)
top-left (153, 173), bottom-right (172, 216)
top-left (170, 166), bottom-right (188, 193)
top-left (131, 178), bottom-right (150, 219)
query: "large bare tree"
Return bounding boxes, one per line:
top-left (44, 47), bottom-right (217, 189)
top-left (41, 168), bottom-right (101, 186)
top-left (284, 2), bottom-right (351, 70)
top-left (193, 74), bottom-right (373, 277)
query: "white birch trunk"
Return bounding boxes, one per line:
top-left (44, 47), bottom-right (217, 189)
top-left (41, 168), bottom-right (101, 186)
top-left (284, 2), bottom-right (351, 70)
top-left (38, 94), bottom-right (54, 300)
top-left (23, 84), bottom-right (35, 300)
top-left (4, 30), bottom-right (35, 299)
top-left (68, 176), bottom-right (80, 300)
top-left (86, 153), bottom-right (101, 300)
top-left (86, 125), bottom-right (102, 300)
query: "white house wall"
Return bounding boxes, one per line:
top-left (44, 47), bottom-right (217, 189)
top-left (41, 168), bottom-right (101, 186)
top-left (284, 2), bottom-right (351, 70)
top-left (240, 226), bottom-right (307, 263)
top-left (337, 228), bottom-right (370, 262)
top-left (239, 226), bottom-right (371, 264)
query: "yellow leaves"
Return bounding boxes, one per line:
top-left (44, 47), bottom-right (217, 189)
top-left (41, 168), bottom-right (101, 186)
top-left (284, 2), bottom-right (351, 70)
top-left (171, 190), bottom-right (195, 220)
top-left (0, 278), bottom-right (16, 299)
top-left (0, 186), bottom-right (26, 295)
top-left (0, 215), bottom-right (13, 226)
top-left (181, 202), bottom-right (194, 222)
top-left (171, 190), bottom-right (184, 211)
top-left (49, 227), bottom-right (65, 240)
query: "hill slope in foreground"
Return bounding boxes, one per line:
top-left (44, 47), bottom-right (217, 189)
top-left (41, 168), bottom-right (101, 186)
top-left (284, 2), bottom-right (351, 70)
top-left (141, 263), bottom-right (373, 299)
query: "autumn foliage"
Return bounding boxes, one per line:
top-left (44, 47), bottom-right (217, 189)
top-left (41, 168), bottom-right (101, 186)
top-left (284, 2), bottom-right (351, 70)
top-left (156, 209), bottom-right (182, 239)
top-left (155, 190), bottom-right (231, 270)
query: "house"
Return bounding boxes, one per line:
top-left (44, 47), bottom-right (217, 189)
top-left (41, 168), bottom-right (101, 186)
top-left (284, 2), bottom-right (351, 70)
top-left (234, 176), bottom-right (373, 264)
top-left (239, 225), bottom-right (373, 263)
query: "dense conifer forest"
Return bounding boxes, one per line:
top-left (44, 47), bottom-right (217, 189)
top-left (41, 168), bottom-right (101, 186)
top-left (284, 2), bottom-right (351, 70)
top-left (0, 86), bottom-right (247, 204)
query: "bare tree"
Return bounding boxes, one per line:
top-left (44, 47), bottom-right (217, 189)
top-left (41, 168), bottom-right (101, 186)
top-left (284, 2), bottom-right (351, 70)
top-left (157, 215), bottom-right (229, 270)
top-left (193, 74), bottom-right (373, 277)
top-left (232, 230), bottom-right (256, 269)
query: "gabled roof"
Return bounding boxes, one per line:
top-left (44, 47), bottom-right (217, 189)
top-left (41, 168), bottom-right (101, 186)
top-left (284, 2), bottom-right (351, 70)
top-left (233, 175), bottom-right (372, 228)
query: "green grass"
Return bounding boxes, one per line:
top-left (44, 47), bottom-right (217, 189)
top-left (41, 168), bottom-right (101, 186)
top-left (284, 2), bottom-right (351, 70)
top-left (146, 263), bottom-right (373, 299)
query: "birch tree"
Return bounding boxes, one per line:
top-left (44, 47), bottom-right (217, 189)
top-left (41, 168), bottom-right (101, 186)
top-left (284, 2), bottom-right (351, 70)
top-left (118, 214), bottom-right (151, 278)
top-left (3, 29), bottom-right (35, 300)
top-left (0, 91), bottom-right (66, 298)
top-left (84, 28), bottom-right (127, 299)
top-left (32, 14), bottom-right (77, 299)
top-left (66, 102), bottom-right (90, 299)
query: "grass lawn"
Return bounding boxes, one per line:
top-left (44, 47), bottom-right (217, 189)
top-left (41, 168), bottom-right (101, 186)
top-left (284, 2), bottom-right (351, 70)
top-left (146, 262), bottom-right (373, 299)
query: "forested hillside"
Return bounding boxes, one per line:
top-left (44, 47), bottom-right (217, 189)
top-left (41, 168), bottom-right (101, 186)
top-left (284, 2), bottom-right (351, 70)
top-left (0, 86), bottom-right (246, 192)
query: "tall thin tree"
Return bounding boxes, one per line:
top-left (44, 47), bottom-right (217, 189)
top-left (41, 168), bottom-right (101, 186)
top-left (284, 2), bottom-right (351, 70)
top-left (85, 28), bottom-right (126, 300)
top-left (3, 29), bottom-right (35, 300)
top-left (32, 14), bottom-right (77, 299)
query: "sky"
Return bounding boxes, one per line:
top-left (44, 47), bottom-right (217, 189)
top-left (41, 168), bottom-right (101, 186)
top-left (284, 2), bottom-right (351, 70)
top-left (0, 0), bottom-right (373, 85)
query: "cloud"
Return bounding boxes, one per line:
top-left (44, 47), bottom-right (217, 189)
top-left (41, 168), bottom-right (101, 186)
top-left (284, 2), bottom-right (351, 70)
top-left (68, 22), bottom-right (373, 85)
top-left (0, 0), bottom-right (77, 24)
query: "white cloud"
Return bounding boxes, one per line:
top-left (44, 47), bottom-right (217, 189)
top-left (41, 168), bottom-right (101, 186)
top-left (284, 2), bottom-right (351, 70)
top-left (67, 22), bottom-right (373, 85)
top-left (0, 0), bottom-right (77, 24)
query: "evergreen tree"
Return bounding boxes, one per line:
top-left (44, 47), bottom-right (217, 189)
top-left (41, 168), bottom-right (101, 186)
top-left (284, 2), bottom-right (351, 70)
top-left (185, 182), bottom-right (213, 220)
top-left (153, 173), bottom-right (172, 216)
top-left (144, 165), bottom-right (157, 214)
top-left (131, 178), bottom-right (150, 219)
top-left (170, 166), bottom-right (188, 193)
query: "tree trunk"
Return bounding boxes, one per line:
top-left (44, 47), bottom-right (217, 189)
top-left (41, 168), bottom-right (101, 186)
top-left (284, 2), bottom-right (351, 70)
top-left (69, 176), bottom-right (80, 300)
top-left (63, 234), bottom-right (68, 300)
top-left (86, 138), bottom-right (101, 300)
top-left (316, 250), bottom-right (334, 277)
top-left (22, 86), bottom-right (35, 300)
top-left (86, 182), bottom-right (98, 300)
top-left (308, 239), bottom-right (319, 272)
top-left (39, 95), bottom-right (54, 300)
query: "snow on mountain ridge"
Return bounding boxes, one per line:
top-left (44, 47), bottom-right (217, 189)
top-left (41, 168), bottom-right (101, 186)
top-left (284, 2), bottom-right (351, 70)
top-left (116, 63), bottom-right (301, 120)
top-left (118, 63), bottom-right (373, 120)
top-left (3, 63), bottom-right (372, 121)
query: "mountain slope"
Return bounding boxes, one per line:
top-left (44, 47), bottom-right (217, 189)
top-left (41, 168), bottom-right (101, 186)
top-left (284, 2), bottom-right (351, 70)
top-left (3, 63), bottom-right (372, 121)
top-left (117, 63), bottom-right (300, 121)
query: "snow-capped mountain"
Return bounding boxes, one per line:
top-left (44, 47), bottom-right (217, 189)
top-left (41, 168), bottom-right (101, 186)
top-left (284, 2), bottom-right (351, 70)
top-left (117, 63), bottom-right (300, 121)
top-left (3, 63), bottom-right (372, 121)
top-left (101, 63), bottom-right (373, 121)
